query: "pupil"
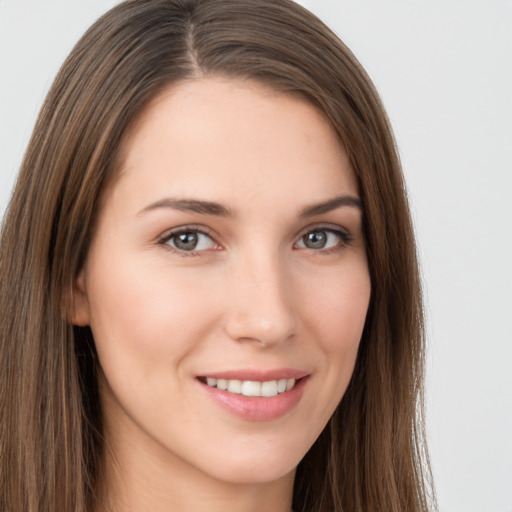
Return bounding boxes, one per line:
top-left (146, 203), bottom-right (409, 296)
top-left (175, 232), bottom-right (198, 250)
top-left (304, 231), bottom-right (326, 249)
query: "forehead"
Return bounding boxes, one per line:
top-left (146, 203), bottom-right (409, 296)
top-left (111, 77), bottom-right (358, 212)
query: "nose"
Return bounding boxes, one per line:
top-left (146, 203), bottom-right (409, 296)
top-left (224, 251), bottom-right (297, 347)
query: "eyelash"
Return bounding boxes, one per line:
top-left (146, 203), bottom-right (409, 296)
top-left (297, 226), bottom-right (354, 255)
top-left (157, 225), bottom-right (218, 257)
top-left (157, 224), bottom-right (353, 257)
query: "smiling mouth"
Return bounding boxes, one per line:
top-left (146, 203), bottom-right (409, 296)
top-left (198, 377), bottom-right (298, 397)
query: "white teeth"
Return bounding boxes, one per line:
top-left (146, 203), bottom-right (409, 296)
top-left (241, 381), bottom-right (261, 396)
top-left (261, 380), bottom-right (278, 397)
top-left (227, 379), bottom-right (242, 393)
top-left (204, 377), bottom-right (297, 396)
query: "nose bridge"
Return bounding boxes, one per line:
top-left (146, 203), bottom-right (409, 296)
top-left (224, 245), bottom-right (296, 346)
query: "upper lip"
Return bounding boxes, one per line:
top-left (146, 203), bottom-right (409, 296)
top-left (197, 368), bottom-right (310, 381)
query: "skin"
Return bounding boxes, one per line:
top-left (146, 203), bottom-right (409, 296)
top-left (73, 78), bottom-right (371, 512)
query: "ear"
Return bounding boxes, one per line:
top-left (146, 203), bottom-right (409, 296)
top-left (70, 271), bottom-right (91, 326)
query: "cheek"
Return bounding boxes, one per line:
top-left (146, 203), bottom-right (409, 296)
top-left (84, 255), bottom-right (224, 427)
top-left (303, 261), bottom-right (371, 353)
top-left (303, 260), bottom-right (370, 403)
top-left (85, 253), bottom-right (217, 374)
top-left (289, 262), bottom-right (370, 443)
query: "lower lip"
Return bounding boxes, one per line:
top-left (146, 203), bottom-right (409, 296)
top-left (199, 377), bottom-right (308, 421)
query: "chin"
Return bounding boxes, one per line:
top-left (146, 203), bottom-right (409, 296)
top-left (192, 440), bottom-right (307, 485)
top-left (207, 462), bottom-right (296, 486)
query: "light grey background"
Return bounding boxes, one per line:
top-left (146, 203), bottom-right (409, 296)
top-left (1, 1), bottom-right (511, 511)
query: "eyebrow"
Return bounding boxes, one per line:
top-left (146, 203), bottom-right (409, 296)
top-left (138, 197), bottom-right (232, 217)
top-left (299, 195), bottom-right (363, 217)
top-left (137, 194), bottom-right (362, 217)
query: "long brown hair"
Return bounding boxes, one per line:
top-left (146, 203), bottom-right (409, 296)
top-left (0, 1), bottom-right (435, 510)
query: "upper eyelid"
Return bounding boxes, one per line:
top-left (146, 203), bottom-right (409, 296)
top-left (158, 225), bottom-right (216, 242)
top-left (294, 222), bottom-right (351, 239)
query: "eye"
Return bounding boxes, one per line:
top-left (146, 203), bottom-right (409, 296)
top-left (160, 229), bottom-right (219, 254)
top-left (295, 227), bottom-right (351, 251)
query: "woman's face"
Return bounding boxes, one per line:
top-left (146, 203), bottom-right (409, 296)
top-left (73, 78), bottom-right (371, 486)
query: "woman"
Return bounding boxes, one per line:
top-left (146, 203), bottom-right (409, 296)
top-left (0, 0), bottom-right (434, 511)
